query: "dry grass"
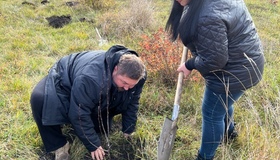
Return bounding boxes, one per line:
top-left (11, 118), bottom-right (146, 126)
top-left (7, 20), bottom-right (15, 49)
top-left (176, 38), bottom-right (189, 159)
top-left (0, 0), bottom-right (279, 159)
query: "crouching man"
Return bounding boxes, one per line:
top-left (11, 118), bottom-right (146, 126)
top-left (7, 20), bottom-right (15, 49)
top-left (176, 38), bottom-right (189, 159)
top-left (30, 45), bottom-right (147, 160)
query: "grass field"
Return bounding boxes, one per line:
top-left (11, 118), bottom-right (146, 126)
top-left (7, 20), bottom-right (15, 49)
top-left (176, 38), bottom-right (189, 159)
top-left (0, 0), bottom-right (279, 159)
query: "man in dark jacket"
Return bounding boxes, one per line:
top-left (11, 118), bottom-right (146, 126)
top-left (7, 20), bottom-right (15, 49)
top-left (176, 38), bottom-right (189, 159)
top-left (30, 45), bottom-right (146, 160)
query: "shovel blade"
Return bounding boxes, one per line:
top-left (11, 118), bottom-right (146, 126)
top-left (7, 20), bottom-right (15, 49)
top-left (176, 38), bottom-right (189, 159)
top-left (157, 118), bottom-right (178, 160)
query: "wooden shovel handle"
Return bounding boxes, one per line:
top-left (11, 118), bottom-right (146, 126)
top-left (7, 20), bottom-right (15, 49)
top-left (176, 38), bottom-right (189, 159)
top-left (174, 46), bottom-right (188, 105)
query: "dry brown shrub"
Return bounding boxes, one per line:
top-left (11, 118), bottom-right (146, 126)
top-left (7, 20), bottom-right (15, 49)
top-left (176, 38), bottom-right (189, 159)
top-left (96, 0), bottom-right (156, 40)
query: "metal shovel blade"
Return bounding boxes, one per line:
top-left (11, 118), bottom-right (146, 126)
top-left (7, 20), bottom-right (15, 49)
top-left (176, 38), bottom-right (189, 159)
top-left (157, 46), bottom-right (188, 160)
top-left (157, 118), bottom-right (178, 160)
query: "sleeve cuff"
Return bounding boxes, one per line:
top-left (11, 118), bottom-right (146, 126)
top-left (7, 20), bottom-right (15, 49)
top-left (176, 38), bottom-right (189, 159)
top-left (185, 58), bottom-right (195, 70)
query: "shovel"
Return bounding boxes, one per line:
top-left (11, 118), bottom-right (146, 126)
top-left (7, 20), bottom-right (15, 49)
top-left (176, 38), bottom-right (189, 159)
top-left (157, 46), bottom-right (188, 160)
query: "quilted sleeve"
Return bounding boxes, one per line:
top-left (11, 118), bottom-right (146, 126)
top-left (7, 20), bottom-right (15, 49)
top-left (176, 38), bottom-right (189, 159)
top-left (194, 16), bottom-right (229, 76)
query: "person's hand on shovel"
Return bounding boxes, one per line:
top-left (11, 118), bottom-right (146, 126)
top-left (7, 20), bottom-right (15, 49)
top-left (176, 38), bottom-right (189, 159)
top-left (177, 63), bottom-right (192, 78)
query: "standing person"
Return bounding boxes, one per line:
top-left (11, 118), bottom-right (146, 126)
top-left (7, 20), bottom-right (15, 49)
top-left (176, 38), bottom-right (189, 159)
top-left (165, 0), bottom-right (264, 159)
top-left (30, 45), bottom-right (146, 160)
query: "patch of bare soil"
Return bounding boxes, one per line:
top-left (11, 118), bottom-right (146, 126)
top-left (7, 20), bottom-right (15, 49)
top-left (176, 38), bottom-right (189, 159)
top-left (46, 15), bottom-right (71, 28)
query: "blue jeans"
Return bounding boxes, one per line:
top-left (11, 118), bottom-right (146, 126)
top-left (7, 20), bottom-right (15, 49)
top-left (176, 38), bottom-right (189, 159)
top-left (199, 86), bottom-right (244, 159)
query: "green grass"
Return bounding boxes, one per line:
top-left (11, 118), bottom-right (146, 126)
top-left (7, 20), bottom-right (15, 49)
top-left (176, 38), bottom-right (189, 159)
top-left (0, 0), bottom-right (280, 159)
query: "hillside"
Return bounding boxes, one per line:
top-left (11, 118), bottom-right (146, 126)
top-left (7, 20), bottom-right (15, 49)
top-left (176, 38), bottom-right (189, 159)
top-left (0, 0), bottom-right (279, 159)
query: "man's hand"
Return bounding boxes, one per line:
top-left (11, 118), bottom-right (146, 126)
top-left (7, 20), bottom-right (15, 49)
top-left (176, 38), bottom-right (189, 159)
top-left (91, 146), bottom-right (105, 160)
top-left (123, 132), bottom-right (132, 139)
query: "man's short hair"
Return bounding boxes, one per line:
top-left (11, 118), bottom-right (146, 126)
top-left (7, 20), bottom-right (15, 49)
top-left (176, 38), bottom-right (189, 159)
top-left (116, 53), bottom-right (145, 80)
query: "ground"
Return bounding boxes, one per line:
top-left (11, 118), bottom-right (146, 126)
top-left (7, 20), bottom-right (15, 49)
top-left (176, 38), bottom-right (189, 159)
top-left (37, 123), bottom-right (145, 160)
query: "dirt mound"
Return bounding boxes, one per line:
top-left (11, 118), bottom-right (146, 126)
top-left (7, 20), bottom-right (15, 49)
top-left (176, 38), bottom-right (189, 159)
top-left (46, 15), bottom-right (71, 28)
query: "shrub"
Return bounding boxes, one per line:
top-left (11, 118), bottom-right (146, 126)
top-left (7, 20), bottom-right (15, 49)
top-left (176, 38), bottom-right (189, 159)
top-left (139, 28), bottom-right (201, 86)
top-left (95, 0), bottom-right (156, 42)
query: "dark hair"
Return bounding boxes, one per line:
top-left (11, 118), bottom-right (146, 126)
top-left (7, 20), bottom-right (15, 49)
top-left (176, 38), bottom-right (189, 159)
top-left (116, 53), bottom-right (146, 80)
top-left (165, 0), bottom-right (204, 45)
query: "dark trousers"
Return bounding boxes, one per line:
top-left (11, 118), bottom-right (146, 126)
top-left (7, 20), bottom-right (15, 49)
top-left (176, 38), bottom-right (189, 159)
top-left (30, 77), bottom-right (67, 152)
top-left (30, 77), bottom-right (114, 152)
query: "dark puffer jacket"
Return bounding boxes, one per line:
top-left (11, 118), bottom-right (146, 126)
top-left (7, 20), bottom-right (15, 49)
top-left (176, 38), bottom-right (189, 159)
top-left (185, 0), bottom-right (265, 93)
top-left (42, 45), bottom-right (146, 151)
